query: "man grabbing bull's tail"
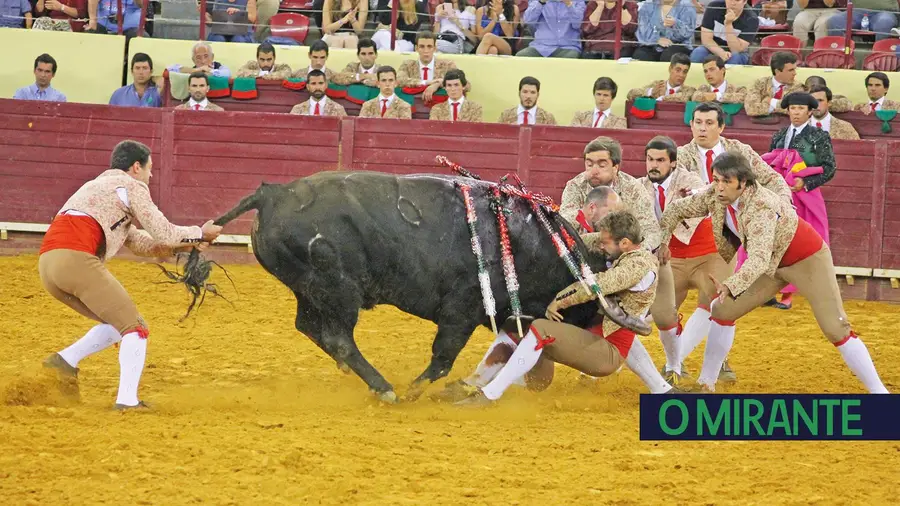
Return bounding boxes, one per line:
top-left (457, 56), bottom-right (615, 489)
top-left (39, 140), bottom-right (222, 409)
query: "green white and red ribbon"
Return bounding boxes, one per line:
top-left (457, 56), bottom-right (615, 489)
top-left (456, 182), bottom-right (498, 335)
top-left (490, 186), bottom-right (524, 337)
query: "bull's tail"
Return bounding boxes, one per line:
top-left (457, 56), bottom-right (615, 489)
top-left (213, 183), bottom-right (272, 227)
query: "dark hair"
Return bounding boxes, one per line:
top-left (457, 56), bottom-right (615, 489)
top-left (711, 150), bottom-right (757, 185)
top-left (415, 30), bottom-right (437, 45)
top-left (376, 65), bottom-right (396, 80)
top-left (645, 136), bottom-right (678, 162)
top-left (702, 54), bottom-right (725, 69)
top-left (584, 136), bottom-right (622, 165)
top-left (805, 75), bottom-right (826, 88)
top-left (598, 211), bottom-right (643, 245)
top-left (692, 101), bottom-right (725, 127)
top-left (593, 77), bottom-right (617, 99)
top-left (770, 52), bottom-right (798, 74)
top-left (110, 140), bottom-right (151, 172)
top-left (866, 72), bottom-right (890, 90)
top-left (309, 40), bottom-right (329, 56)
top-left (443, 68), bottom-right (467, 87)
top-left (131, 52), bottom-right (153, 71)
top-left (808, 85), bottom-right (832, 102)
top-left (670, 53), bottom-right (691, 68)
top-left (482, 0), bottom-right (515, 25)
top-left (34, 53), bottom-right (57, 74)
top-left (357, 37), bottom-right (377, 54)
top-left (585, 186), bottom-right (618, 207)
top-left (257, 42), bottom-right (276, 57)
top-left (519, 76), bottom-right (540, 92)
top-left (307, 69), bottom-right (327, 83)
top-left (188, 71), bottom-right (209, 85)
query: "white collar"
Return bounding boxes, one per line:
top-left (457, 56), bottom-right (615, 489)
top-left (518, 104), bottom-right (535, 115)
top-left (309, 65), bottom-right (324, 73)
top-left (810, 113), bottom-right (831, 128)
top-left (699, 140), bottom-right (724, 155)
top-left (419, 58), bottom-right (435, 70)
top-left (594, 107), bottom-right (611, 117)
top-left (871, 96), bottom-right (886, 106)
top-left (711, 80), bottom-right (726, 93)
top-left (655, 174), bottom-right (673, 192)
top-left (188, 97), bottom-right (209, 108)
top-left (449, 96), bottom-right (465, 106)
top-left (258, 67), bottom-right (272, 76)
top-left (378, 94), bottom-right (395, 104)
top-left (772, 76), bottom-right (789, 90)
top-left (359, 63), bottom-right (376, 73)
top-left (666, 81), bottom-right (681, 93)
top-left (791, 123), bottom-right (807, 134)
top-left (310, 95), bottom-right (327, 105)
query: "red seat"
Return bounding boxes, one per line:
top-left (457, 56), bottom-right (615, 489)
top-left (863, 38), bottom-right (900, 71)
top-left (751, 34), bottom-right (803, 66)
top-left (805, 36), bottom-right (855, 69)
top-left (279, 0), bottom-right (315, 10)
top-left (269, 13), bottom-right (310, 44)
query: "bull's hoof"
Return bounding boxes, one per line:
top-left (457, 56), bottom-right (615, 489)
top-left (336, 361), bottom-right (351, 374)
top-left (600, 296), bottom-right (652, 336)
top-left (403, 381), bottom-right (428, 402)
top-left (377, 390), bottom-right (399, 404)
top-left (429, 379), bottom-right (477, 403)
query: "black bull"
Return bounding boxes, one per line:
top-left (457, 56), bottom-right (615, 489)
top-left (212, 172), bottom-right (648, 402)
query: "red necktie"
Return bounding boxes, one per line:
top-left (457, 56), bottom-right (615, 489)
top-left (593, 112), bottom-right (603, 128)
top-left (657, 186), bottom-right (666, 213)
top-left (774, 85), bottom-right (784, 99)
top-left (816, 121), bottom-right (822, 128)
top-left (728, 205), bottom-right (740, 233)
top-left (452, 102), bottom-right (459, 122)
top-left (314, 101), bottom-right (320, 116)
top-left (705, 150), bottom-right (714, 183)
top-left (712, 88), bottom-right (719, 93)
top-left (193, 104), bottom-right (200, 111)
top-left (381, 99), bottom-right (388, 117)
top-left (422, 67), bottom-right (429, 81)
top-left (523, 110), bottom-right (529, 125)
top-left (668, 88), bottom-right (675, 95)
top-left (871, 101), bottom-right (879, 110)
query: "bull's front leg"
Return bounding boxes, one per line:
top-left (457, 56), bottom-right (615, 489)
top-left (405, 319), bottom-right (478, 401)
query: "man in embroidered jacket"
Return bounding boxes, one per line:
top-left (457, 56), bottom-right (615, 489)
top-left (429, 69), bottom-right (483, 122)
top-left (358, 66), bottom-right (413, 119)
top-left (236, 42), bottom-right (292, 80)
top-left (808, 86), bottom-right (860, 140)
top-left (743, 51), bottom-right (803, 117)
top-left (625, 53), bottom-right (696, 103)
top-left (289, 69), bottom-right (348, 117)
top-left (570, 76), bottom-right (627, 129)
top-left (690, 54), bottom-right (747, 104)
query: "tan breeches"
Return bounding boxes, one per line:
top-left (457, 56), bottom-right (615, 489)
top-left (525, 319), bottom-right (624, 388)
top-left (38, 249), bottom-right (146, 336)
top-left (649, 262), bottom-right (678, 329)
top-left (671, 252), bottom-right (733, 310)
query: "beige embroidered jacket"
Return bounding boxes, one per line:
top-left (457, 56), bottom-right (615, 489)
top-left (569, 110), bottom-right (627, 129)
top-left (638, 167), bottom-right (707, 244)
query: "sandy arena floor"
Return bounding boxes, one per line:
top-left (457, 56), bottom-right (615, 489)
top-left (1, 254), bottom-right (899, 505)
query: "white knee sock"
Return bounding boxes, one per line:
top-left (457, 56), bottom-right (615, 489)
top-left (837, 336), bottom-right (889, 394)
top-left (658, 327), bottom-right (681, 374)
top-left (698, 321), bottom-right (735, 389)
top-left (679, 308), bottom-right (711, 360)
top-left (115, 332), bottom-right (147, 406)
top-left (464, 332), bottom-right (518, 388)
top-left (58, 324), bottom-right (122, 368)
top-left (625, 337), bottom-right (672, 394)
top-left (481, 331), bottom-right (543, 401)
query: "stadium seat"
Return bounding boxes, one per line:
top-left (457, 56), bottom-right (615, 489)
top-left (805, 36), bottom-right (856, 69)
top-left (279, 0), bottom-right (315, 11)
top-left (751, 34), bottom-right (803, 66)
top-left (862, 38), bottom-right (900, 71)
top-left (269, 12), bottom-right (310, 45)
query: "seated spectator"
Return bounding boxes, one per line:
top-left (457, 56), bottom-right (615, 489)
top-left (398, 31), bottom-right (459, 101)
top-left (372, 0), bottom-right (428, 53)
top-left (237, 42), bottom-right (292, 80)
top-left (632, 0), bottom-right (695, 62)
top-left (853, 71), bottom-right (900, 114)
top-left (571, 77), bottom-right (626, 128)
top-left (167, 42), bottom-right (232, 78)
top-left (581, 0), bottom-right (637, 59)
top-left (626, 53), bottom-right (695, 102)
top-left (516, 0), bottom-right (586, 58)
top-left (433, 0), bottom-right (477, 54)
top-left (474, 0), bottom-right (521, 55)
top-left (754, 0), bottom-right (790, 27)
top-left (109, 53), bottom-right (161, 108)
top-left (13, 54), bottom-right (66, 102)
top-left (429, 69), bottom-right (483, 122)
top-left (86, 0), bottom-right (146, 37)
top-left (175, 72), bottom-right (225, 111)
top-left (804, 75), bottom-right (852, 112)
top-left (322, 0), bottom-right (367, 49)
top-left (333, 38), bottom-right (380, 86)
top-left (204, 0), bottom-right (257, 43)
top-left (292, 41), bottom-right (337, 81)
top-left (690, 55), bottom-right (747, 103)
top-left (33, 0), bottom-right (86, 31)
top-left (1, 0), bottom-right (32, 28)
top-left (828, 0), bottom-right (898, 41)
top-left (290, 69), bottom-right (348, 116)
top-left (793, 0), bottom-right (844, 46)
top-left (359, 66), bottom-right (413, 119)
top-left (744, 51), bottom-right (802, 116)
top-left (498, 76), bottom-right (557, 125)
top-left (691, 0), bottom-right (757, 65)
top-left (808, 85), bottom-right (860, 140)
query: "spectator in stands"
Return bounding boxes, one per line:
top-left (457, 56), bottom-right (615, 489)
top-left (292, 41), bottom-right (336, 81)
top-left (828, 0), bottom-right (898, 41)
top-left (853, 72), bottom-right (900, 114)
top-left (167, 42), bottom-right (231, 78)
top-left (498, 76), bottom-right (557, 124)
top-left (632, 0), bottom-right (696, 61)
top-left (322, 0), bottom-right (367, 49)
top-left (570, 76), bottom-right (626, 128)
top-left (289, 69), bottom-right (348, 117)
top-left (255, 0), bottom-right (277, 42)
top-left (33, 0), bottom-right (86, 31)
top-left (691, 0), bottom-right (757, 64)
top-left (516, 0), bottom-right (586, 58)
top-left (398, 31), bottom-right (459, 101)
top-left (744, 51), bottom-right (802, 116)
top-left (793, 0), bottom-right (844, 45)
top-left (175, 72), bottom-right (225, 111)
top-left (359, 66), bottom-right (413, 119)
top-left (85, 0), bottom-right (146, 37)
top-left (626, 53), bottom-right (695, 102)
top-left (808, 85), bottom-right (860, 140)
top-left (13, 54), bottom-right (66, 102)
top-left (581, 0), bottom-right (638, 59)
top-left (333, 38), bottom-right (380, 86)
top-left (690, 55), bottom-right (747, 103)
top-left (804, 75), bottom-right (852, 112)
top-left (754, 0), bottom-right (790, 28)
top-left (429, 69), bottom-right (483, 122)
top-left (1, 0), bottom-right (32, 28)
top-left (372, 0), bottom-right (428, 53)
top-left (237, 42), bottom-right (292, 80)
top-left (433, 0), bottom-right (478, 54)
top-left (474, 0), bottom-right (521, 56)
top-left (204, 0), bottom-right (257, 43)
top-left (109, 53), bottom-right (161, 108)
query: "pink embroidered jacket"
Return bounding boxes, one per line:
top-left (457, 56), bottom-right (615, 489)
top-left (57, 169), bottom-right (203, 261)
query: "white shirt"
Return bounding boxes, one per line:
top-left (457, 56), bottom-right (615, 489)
top-left (418, 58), bottom-right (435, 85)
top-left (448, 97), bottom-right (465, 121)
top-left (629, 271), bottom-right (657, 292)
top-left (810, 113), bottom-right (831, 132)
top-left (309, 96), bottom-right (327, 115)
top-left (652, 176), bottom-right (673, 221)
top-left (711, 80), bottom-right (727, 101)
top-left (650, 81), bottom-right (681, 101)
top-left (356, 63), bottom-right (377, 81)
top-left (378, 94), bottom-right (396, 109)
top-left (258, 68), bottom-right (271, 77)
top-left (769, 77), bottom-right (789, 113)
top-left (436, 8), bottom-right (475, 37)
top-left (517, 104), bottom-right (536, 125)
top-left (187, 98), bottom-right (210, 110)
top-left (725, 197), bottom-right (742, 239)
top-left (592, 107), bottom-right (612, 128)
top-left (783, 123), bottom-right (807, 149)
top-left (869, 96), bottom-right (885, 110)
top-left (698, 141), bottom-right (725, 184)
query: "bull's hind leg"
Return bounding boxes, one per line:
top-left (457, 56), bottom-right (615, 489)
top-left (406, 316), bottom-right (478, 401)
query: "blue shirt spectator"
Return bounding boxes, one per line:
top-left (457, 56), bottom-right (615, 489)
top-left (633, 0), bottom-right (696, 61)
top-left (14, 54), bottom-right (66, 102)
top-left (517, 0), bottom-right (586, 58)
top-left (0, 0), bottom-right (33, 28)
top-left (109, 53), bottom-right (161, 108)
top-left (89, 0), bottom-right (144, 36)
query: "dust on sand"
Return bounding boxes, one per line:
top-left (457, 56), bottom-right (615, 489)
top-left (1, 254), bottom-right (898, 505)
